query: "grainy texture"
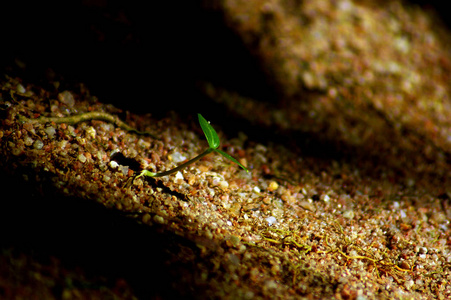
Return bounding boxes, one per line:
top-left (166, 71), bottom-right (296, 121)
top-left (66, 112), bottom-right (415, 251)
top-left (218, 0), bottom-right (451, 184)
top-left (1, 0), bottom-right (451, 299)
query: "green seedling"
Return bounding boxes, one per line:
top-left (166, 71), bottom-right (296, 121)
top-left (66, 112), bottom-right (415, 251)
top-left (132, 113), bottom-right (248, 182)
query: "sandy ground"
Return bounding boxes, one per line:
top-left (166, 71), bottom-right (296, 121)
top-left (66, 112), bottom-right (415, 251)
top-left (1, 0), bottom-right (451, 299)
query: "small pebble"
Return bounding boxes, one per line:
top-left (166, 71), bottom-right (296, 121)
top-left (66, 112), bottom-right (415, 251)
top-left (44, 126), bottom-right (56, 139)
top-left (431, 212), bottom-right (447, 224)
top-left (264, 279), bottom-right (278, 290)
top-left (299, 201), bottom-right (315, 211)
top-left (78, 153), bottom-right (87, 163)
top-left (404, 279), bottom-right (414, 290)
top-left (24, 136), bottom-right (34, 146)
top-left (11, 145), bottom-right (23, 156)
top-left (142, 214), bottom-right (151, 224)
top-left (119, 165), bottom-right (129, 175)
top-left (33, 140), bottom-right (44, 150)
top-left (219, 180), bottom-right (229, 189)
top-left (16, 84), bottom-right (26, 94)
top-left (171, 152), bottom-right (187, 163)
top-left (175, 171), bottom-right (184, 182)
top-left (153, 215), bottom-right (165, 224)
top-left (58, 90), bottom-right (75, 107)
top-left (399, 261), bottom-right (410, 270)
top-left (418, 247), bottom-right (428, 254)
top-left (268, 181), bottom-right (279, 192)
top-left (85, 126), bottom-right (96, 139)
top-left (265, 216), bottom-right (277, 226)
top-left (343, 209), bottom-right (355, 219)
top-left (58, 140), bottom-right (68, 150)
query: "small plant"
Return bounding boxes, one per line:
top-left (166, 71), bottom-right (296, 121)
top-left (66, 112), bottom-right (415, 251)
top-left (131, 113), bottom-right (248, 183)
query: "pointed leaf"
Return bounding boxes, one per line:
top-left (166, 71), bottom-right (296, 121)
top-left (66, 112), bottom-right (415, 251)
top-left (215, 149), bottom-right (249, 172)
top-left (198, 113), bottom-right (220, 149)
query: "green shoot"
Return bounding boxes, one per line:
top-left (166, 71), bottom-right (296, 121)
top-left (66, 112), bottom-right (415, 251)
top-left (131, 113), bottom-right (248, 184)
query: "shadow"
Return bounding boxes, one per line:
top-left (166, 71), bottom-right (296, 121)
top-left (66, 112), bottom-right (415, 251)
top-left (0, 1), bottom-right (277, 117)
top-left (0, 169), bottom-right (199, 299)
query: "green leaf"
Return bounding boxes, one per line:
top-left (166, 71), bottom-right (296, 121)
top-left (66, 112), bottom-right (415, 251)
top-left (198, 113), bottom-right (220, 149)
top-left (198, 113), bottom-right (248, 172)
top-left (215, 149), bottom-right (249, 172)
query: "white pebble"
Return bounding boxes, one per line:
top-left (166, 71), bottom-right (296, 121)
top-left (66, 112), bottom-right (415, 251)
top-left (265, 216), bottom-right (277, 226)
top-left (171, 152), bottom-right (186, 163)
top-left (399, 210), bottom-right (406, 219)
top-left (33, 140), bottom-right (44, 150)
top-left (175, 171), bottom-right (184, 181)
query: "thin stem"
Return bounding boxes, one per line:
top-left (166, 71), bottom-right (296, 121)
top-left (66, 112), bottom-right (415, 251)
top-left (151, 148), bottom-right (214, 177)
top-left (20, 111), bottom-right (159, 139)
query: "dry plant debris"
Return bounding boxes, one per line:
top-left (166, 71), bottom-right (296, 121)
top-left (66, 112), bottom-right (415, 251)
top-left (1, 0), bottom-right (451, 299)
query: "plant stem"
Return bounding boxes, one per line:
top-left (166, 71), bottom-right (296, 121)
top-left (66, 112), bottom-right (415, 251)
top-left (148, 148), bottom-right (214, 178)
top-left (20, 111), bottom-right (159, 139)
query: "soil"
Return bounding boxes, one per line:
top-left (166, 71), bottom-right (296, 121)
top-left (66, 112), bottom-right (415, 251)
top-left (1, 1), bottom-right (451, 299)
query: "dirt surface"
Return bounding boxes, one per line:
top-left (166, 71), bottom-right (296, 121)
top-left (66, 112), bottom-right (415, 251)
top-left (1, 0), bottom-right (451, 299)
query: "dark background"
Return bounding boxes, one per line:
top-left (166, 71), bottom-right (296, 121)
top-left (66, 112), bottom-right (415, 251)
top-left (1, 1), bottom-right (447, 115)
top-left (0, 1), bottom-right (277, 117)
